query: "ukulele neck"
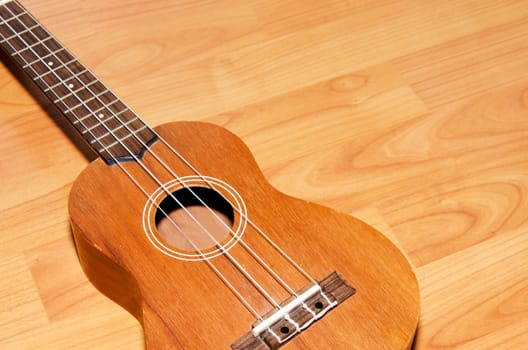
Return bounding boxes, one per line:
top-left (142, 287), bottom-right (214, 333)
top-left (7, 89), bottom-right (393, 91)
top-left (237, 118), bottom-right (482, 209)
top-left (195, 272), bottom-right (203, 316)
top-left (0, 0), bottom-right (157, 164)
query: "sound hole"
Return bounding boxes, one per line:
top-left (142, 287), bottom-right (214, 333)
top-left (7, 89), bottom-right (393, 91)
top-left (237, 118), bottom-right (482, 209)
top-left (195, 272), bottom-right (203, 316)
top-left (155, 187), bottom-right (234, 252)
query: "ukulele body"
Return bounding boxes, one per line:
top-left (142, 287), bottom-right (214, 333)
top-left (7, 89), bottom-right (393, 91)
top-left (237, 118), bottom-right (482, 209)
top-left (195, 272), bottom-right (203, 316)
top-left (69, 121), bottom-right (419, 349)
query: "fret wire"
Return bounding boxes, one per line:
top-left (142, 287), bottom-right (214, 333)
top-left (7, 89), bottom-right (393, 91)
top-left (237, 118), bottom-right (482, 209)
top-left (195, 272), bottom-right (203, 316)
top-left (82, 123), bottom-right (103, 134)
top-left (22, 34), bottom-right (132, 149)
top-left (19, 15), bottom-right (46, 41)
top-left (87, 101), bottom-right (120, 122)
top-left (53, 79), bottom-right (98, 103)
top-left (30, 55), bottom-right (60, 76)
top-left (43, 77), bottom-right (69, 92)
top-left (80, 102), bottom-right (129, 134)
top-left (71, 112), bottom-right (93, 125)
top-left (0, 4), bottom-right (103, 152)
top-left (92, 98), bottom-right (120, 114)
top-left (6, 14), bottom-right (37, 45)
top-left (0, 8), bottom-right (51, 91)
top-left (106, 105), bottom-right (130, 121)
top-left (23, 27), bottom-right (149, 154)
top-left (88, 115), bottom-right (139, 140)
top-left (114, 106), bottom-right (130, 117)
top-left (15, 11), bottom-right (137, 147)
top-left (10, 35), bottom-right (51, 56)
top-left (23, 47), bottom-right (65, 68)
top-left (0, 7), bottom-right (24, 24)
top-left (3, 3), bottom-right (312, 305)
top-left (65, 88), bottom-right (110, 114)
top-left (106, 105), bottom-right (129, 120)
top-left (82, 114), bottom-right (117, 134)
top-left (0, 4), bottom-right (113, 155)
top-left (43, 68), bottom-right (88, 92)
top-left (32, 57), bottom-right (76, 81)
top-left (0, 22), bottom-right (38, 43)
top-left (81, 106), bottom-right (132, 139)
top-left (3, 2), bottom-right (150, 160)
top-left (97, 125), bottom-right (148, 151)
top-left (4, 8), bottom-right (269, 305)
top-left (5, 5), bottom-right (281, 314)
top-left (82, 116), bottom-right (137, 134)
top-left (1, 6), bottom-right (99, 139)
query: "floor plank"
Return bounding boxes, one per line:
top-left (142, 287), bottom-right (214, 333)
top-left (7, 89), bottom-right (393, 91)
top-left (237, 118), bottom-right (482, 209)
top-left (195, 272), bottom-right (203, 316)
top-left (1, 0), bottom-right (527, 349)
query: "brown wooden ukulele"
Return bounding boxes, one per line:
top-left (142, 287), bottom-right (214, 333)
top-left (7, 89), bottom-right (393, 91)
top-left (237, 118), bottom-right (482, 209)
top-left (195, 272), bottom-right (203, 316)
top-left (0, 1), bottom-right (419, 348)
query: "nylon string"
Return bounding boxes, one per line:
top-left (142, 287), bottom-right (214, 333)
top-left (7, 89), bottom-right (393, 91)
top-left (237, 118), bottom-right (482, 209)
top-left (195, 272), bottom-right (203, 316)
top-left (0, 3), bottom-right (265, 319)
top-left (1, 1), bottom-right (330, 324)
top-left (0, 2), bottom-right (285, 316)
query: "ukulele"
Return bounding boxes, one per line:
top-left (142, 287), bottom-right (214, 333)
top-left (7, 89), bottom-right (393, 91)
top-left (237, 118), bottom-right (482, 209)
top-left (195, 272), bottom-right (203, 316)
top-left (0, 1), bottom-right (419, 349)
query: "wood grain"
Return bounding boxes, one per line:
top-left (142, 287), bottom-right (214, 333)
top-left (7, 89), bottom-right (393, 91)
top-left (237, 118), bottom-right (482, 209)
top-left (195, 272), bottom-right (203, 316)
top-left (67, 121), bottom-right (418, 349)
top-left (1, 0), bottom-right (527, 349)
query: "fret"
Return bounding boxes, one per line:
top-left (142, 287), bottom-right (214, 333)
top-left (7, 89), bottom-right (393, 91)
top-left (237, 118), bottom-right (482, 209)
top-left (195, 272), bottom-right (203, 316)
top-left (105, 117), bottom-right (139, 136)
top-left (98, 125), bottom-right (149, 153)
top-left (92, 98), bottom-right (121, 115)
top-left (2, 14), bottom-right (43, 49)
top-left (64, 88), bottom-right (110, 114)
top-left (71, 112), bottom-right (93, 126)
top-left (80, 102), bottom-right (124, 133)
top-left (75, 70), bottom-right (97, 88)
top-left (53, 80), bottom-right (99, 103)
top-left (0, 6), bottom-right (28, 22)
top-left (37, 61), bottom-right (86, 95)
top-left (0, 30), bottom-right (35, 62)
top-left (11, 35), bottom-right (51, 56)
top-left (115, 107), bottom-right (130, 116)
top-left (27, 55), bottom-right (61, 78)
top-left (91, 112), bottom-right (145, 137)
top-left (80, 113), bottom-right (151, 159)
top-left (61, 83), bottom-right (108, 115)
top-left (13, 21), bottom-right (40, 46)
top-left (37, 37), bottom-right (62, 55)
top-left (89, 91), bottom-right (116, 114)
top-left (93, 105), bottom-right (130, 125)
top-left (43, 70), bottom-right (83, 92)
top-left (0, 22), bottom-right (37, 43)
top-left (89, 125), bottom-right (117, 145)
top-left (91, 121), bottom-right (146, 145)
top-left (87, 78), bottom-right (107, 96)
top-left (0, 0), bottom-right (157, 164)
top-left (32, 57), bottom-right (76, 81)
top-left (82, 116), bottom-right (116, 135)
top-left (0, 19), bottom-right (41, 65)
top-left (82, 114), bottom-right (141, 137)
top-left (97, 106), bottom-right (130, 127)
top-left (42, 68), bottom-right (91, 94)
top-left (23, 47), bottom-right (65, 68)
top-left (18, 14), bottom-right (42, 36)
top-left (0, 5), bottom-right (23, 24)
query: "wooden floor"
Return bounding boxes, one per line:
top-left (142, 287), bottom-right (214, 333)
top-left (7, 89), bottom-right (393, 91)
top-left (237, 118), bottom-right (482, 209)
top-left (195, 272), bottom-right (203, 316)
top-left (1, 0), bottom-right (527, 348)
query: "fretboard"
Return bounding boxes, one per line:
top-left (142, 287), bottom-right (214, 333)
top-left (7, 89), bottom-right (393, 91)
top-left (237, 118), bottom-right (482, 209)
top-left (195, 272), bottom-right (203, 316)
top-left (0, 0), bottom-right (157, 164)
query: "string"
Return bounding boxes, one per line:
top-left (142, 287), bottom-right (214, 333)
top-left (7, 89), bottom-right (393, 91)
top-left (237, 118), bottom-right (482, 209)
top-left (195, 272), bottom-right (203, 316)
top-left (13, 0), bottom-right (330, 313)
top-left (118, 128), bottom-right (307, 293)
top-left (0, 2), bottom-right (266, 319)
top-left (11, 3), bottom-right (302, 303)
top-left (1, 0), bottom-right (331, 326)
top-left (16, 23), bottom-right (283, 311)
top-left (2, 2), bottom-right (336, 338)
top-left (158, 135), bottom-right (318, 284)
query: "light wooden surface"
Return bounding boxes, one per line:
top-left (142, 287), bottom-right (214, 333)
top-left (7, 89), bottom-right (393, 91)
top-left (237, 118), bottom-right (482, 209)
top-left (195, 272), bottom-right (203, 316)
top-left (0, 0), bottom-right (527, 349)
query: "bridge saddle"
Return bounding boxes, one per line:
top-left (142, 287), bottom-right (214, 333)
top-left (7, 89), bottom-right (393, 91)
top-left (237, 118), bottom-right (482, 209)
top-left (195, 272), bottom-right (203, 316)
top-left (231, 271), bottom-right (356, 350)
